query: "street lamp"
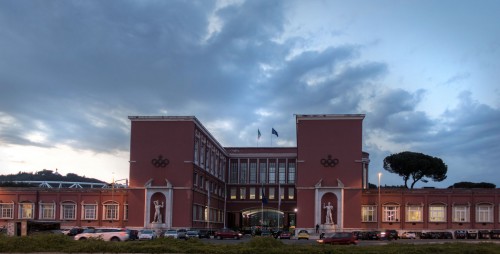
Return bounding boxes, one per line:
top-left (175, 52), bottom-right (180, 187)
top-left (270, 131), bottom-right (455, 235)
top-left (378, 172), bottom-right (382, 230)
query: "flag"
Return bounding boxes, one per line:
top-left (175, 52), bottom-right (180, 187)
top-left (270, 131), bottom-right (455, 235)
top-left (258, 129), bottom-right (261, 139)
top-left (278, 184), bottom-right (281, 207)
top-left (261, 188), bottom-right (268, 204)
top-left (272, 128), bottom-right (278, 137)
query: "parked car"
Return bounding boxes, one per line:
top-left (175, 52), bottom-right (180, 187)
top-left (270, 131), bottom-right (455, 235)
top-left (138, 229), bottom-right (157, 240)
top-left (467, 230), bottom-right (478, 239)
top-left (316, 232), bottom-right (357, 245)
top-left (214, 229), bottom-right (241, 240)
top-left (260, 229), bottom-right (272, 237)
top-left (479, 230), bottom-right (490, 239)
top-left (490, 230), bottom-right (500, 239)
top-left (276, 231), bottom-right (292, 239)
top-left (401, 231), bottom-right (417, 239)
top-left (454, 230), bottom-right (467, 239)
top-left (127, 229), bottom-right (139, 240)
top-left (297, 229), bottom-right (309, 240)
top-left (65, 227), bottom-right (85, 236)
top-left (379, 229), bottom-right (399, 240)
top-left (186, 230), bottom-right (199, 239)
top-left (198, 229), bottom-right (212, 239)
top-left (164, 229), bottom-right (178, 238)
top-left (177, 229), bottom-right (187, 239)
top-left (74, 228), bottom-right (129, 241)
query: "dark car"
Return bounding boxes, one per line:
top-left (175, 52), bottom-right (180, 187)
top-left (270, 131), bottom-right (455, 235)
top-left (479, 230), bottom-right (490, 239)
top-left (260, 229), bottom-right (272, 237)
top-left (186, 230), bottom-right (199, 239)
top-left (454, 230), bottom-right (467, 239)
top-left (198, 229), bottom-right (211, 239)
top-left (66, 227), bottom-right (85, 236)
top-left (177, 229), bottom-right (188, 239)
top-left (214, 229), bottom-right (241, 240)
top-left (317, 232), bottom-right (357, 245)
top-left (127, 229), bottom-right (139, 240)
top-left (380, 229), bottom-right (398, 240)
top-left (276, 231), bottom-right (292, 239)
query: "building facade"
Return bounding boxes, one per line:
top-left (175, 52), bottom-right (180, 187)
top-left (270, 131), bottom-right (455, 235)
top-left (1, 114), bottom-right (499, 234)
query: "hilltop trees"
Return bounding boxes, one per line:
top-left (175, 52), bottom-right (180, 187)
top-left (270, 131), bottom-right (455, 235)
top-left (383, 151), bottom-right (447, 189)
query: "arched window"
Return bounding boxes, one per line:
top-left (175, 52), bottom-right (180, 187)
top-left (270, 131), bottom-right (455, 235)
top-left (382, 203), bottom-right (400, 222)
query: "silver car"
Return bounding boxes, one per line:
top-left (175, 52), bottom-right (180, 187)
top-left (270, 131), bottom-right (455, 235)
top-left (74, 228), bottom-right (129, 241)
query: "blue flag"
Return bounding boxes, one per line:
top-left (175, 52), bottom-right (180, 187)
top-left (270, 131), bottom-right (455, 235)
top-left (272, 128), bottom-right (278, 137)
top-left (258, 129), bottom-right (261, 139)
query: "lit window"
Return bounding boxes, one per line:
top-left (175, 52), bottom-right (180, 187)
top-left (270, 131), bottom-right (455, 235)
top-left (19, 203), bottom-right (34, 219)
top-left (429, 204), bottom-right (446, 222)
top-left (269, 188), bottom-right (275, 199)
top-left (362, 206), bottom-right (376, 222)
top-left (383, 205), bottom-right (399, 222)
top-left (288, 187), bottom-right (294, 199)
top-left (239, 187), bottom-right (246, 199)
top-left (406, 205), bottom-right (423, 222)
top-left (288, 162), bottom-right (296, 184)
top-left (230, 188), bottom-right (236, 200)
top-left (249, 187), bottom-right (256, 199)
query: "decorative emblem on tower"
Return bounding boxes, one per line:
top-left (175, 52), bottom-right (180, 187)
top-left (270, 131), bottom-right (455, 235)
top-left (151, 155), bottom-right (169, 168)
top-left (320, 155), bottom-right (339, 167)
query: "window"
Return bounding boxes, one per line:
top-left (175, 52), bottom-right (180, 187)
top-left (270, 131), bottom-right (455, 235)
top-left (40, 202), bottom-right (55, 220)
top-left (230, 160), bottom-right (238, 183)
top-left (19, 203), bottom-right (34, 219)
top-left (288, 162), bottom-right (296, 184)
top-left (193, 172), bottom-right (198, 186)
top-left (279, 187), bottom-right (285, 200)
top-left (103, 202), bottom-right (119, 220)
top-left (362, 206), bottom-right (376, 222)
top-left (0, 203), bottom-right (14, 219)
top-left (383, 205), bottom-right (399, 222)
top-left (61, 202), bottom-right (76, 220)
top-left (269, 161), bottom-right (276, 184)
top-left (194, 137), bottom-right (199, 164)
top-left (452, 205), bottom-right (469, 222)
top-left (476, 204), bottom-right (493, 223)
top-left (200, 141), bottom-right (205, 167)
top-left (259, 160), bottom-right (267, 183)
top-left (429, 204), bottom-right (446, 222)
top-left (239, 160), bottom-right (247, 183)
top-left (406, 205), bottom-right (423, 222)
top-left (249, 161), bottom-right (257, 183)
top-left (82, 204), bottom-right (97, 220)
top-left (269, 187), bottom-right (275, 199)
top-left (230, 188), bottom-right (237, 200)
top-left (124, 204), bottom-right (129, 220)
top-left (278, 161), bottom-right (286, 183)
top-left (249, 187), bottom-right (256, 199)
top-left (239, 187), bottom-right (246, 199)
top-left (288, 187), bottom-right (294, 199)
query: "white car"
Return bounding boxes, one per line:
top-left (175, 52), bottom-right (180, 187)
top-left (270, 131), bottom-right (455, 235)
top-left (164, 229), bottom-right (178, 238)
top-left (74, 228), bottom-right (129, 241)
top-left (138, 229), bottom-right (157, 240)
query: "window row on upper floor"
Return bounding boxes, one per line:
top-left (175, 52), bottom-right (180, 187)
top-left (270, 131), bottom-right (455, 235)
top-left (362, 203), bottom-right (498, 223)
top-left (193, 171), bottom-right (225, 198)
top-left (229, 158), bottom-right (296, 184)
top-left (0, 201), bottom-right (128, 221)
top-left (229, 186), bottom-right (295, 201)
top-left (194, 130), bottom-right (226, 181)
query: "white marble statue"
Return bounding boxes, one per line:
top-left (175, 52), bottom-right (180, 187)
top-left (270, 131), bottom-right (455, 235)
top-left (323, 201), bottom-right (334, 224)
top-left (153, 200), bottom-right (164, 223)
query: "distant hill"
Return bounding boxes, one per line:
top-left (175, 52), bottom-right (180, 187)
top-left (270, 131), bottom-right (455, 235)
top-left (0, 169), bottom-right (107, 187)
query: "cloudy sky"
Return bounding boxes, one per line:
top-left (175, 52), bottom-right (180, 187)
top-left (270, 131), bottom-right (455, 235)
top-left (1, 0), bottom-right (499, 188)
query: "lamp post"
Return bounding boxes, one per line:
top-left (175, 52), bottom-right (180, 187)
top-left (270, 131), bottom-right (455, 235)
top-left (378, 172), bottom-right (382, 230)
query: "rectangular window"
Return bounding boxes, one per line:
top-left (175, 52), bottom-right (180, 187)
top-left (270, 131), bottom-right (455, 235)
top-left (239, 160), bottom-right (247, 183)
top-left (230, 188), bottom-right (237, 200)
top-left (193, 172), bottom-right (198, 186)
top-left (259, 160), bottom-right (267, 183)
top-left (406, 205), bottom-right (423, 222)
top-left (476, 205), bottom-right (493, 223)
top-left (249, 187), bottom-right (256, 199)
top-left (288, 161), bottom-right (296, 184)
top-left (194, 138), bottom-right (199, 164)
top-left (453, 205), bottom-right (469, 222)
top-left (239, 187), bottom-right (246, 199)
top-left (61, 203), bottom-right (76, 220)
top-left (83, 204), bottom-right (97, 220)
top-left (383, 205), bottom-right (399, 222)
top-left (19, 203), bottom-right (34, 219)
top-left (362, 206), bottom-right (376, 222)
top-left (269, 187), bottom-right (275, 199)
top-left (103, 203), bottom-right (118, 220)
top-left (124, 204), bottom-right (129, 220)
top-left (280, 187), bottom-right (285, 200)
top-left (40, 203), bottom-right (55, 220)
top-left (288, 187), bottom-right (294, 199)
top-left (230, 160), bottom-right (238, 183)
top-left (200, 141), bottom-right (205, 167)
top-left (269, 161), bottom-right (276, 184)
top-left (0, 203), bottom-right (14, 219)
top-left (429, 205), bottom-right (446, 222)
top-left (278, 161), bottom-right (286, 184)
top-left (249, 161), bottom-right (257, 183)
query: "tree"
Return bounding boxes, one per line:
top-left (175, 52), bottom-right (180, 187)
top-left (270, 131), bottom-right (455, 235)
top-left (448, 182), bottom-right (496, 189)
top-left (383, 151), bottom-right (447, 189)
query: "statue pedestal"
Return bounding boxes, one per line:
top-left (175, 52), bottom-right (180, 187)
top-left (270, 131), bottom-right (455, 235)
top-left (151, 222), bottom-right (165, 236)
top-left (321, 223), bottom-right (336, 233)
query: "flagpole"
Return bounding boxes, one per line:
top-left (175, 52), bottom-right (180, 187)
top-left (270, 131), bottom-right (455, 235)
top-left (278, 180), bottom-right (280, 229)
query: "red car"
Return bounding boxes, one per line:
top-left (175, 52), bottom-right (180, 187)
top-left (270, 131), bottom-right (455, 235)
top-left (276, 231), bottom-right (292, 239)
top-left (214, 229), bottom-right (242, 240)
top-left (316, 232), bottom-right (357, 245)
